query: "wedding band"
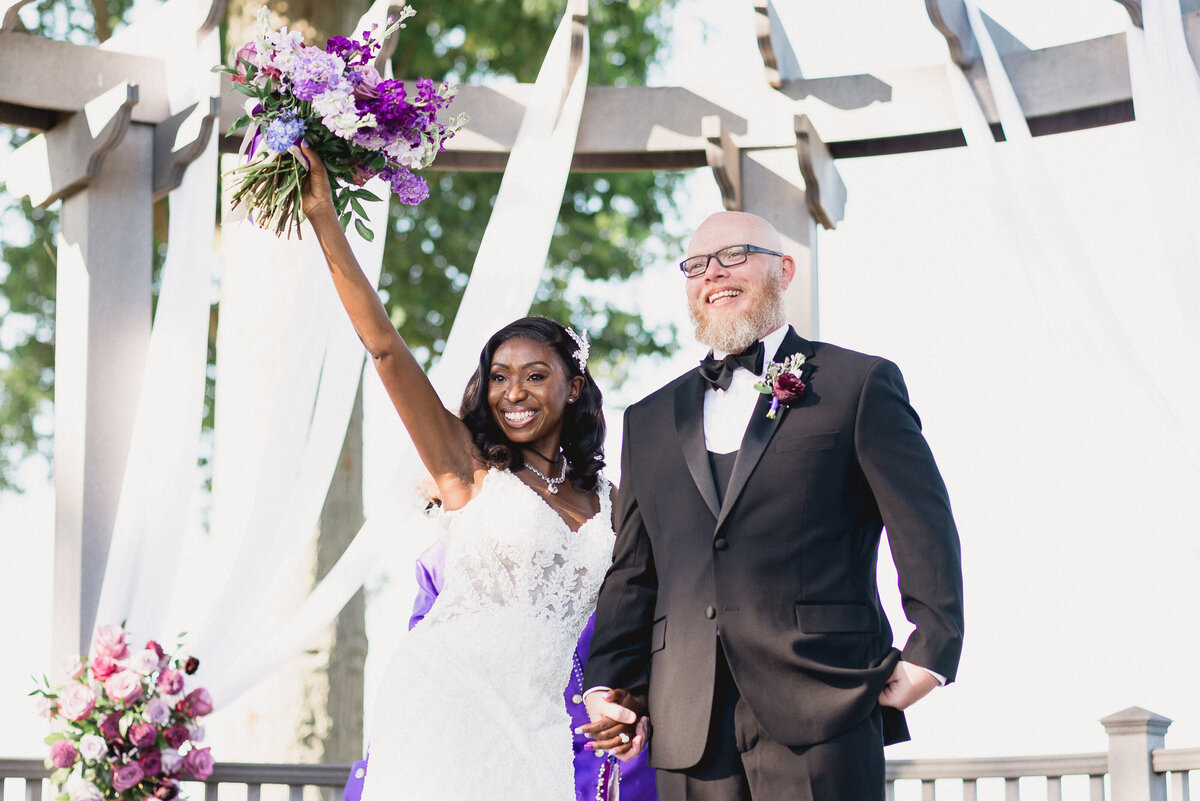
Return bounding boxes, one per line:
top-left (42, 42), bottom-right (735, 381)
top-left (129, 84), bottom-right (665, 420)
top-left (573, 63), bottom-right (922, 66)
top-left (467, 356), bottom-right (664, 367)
top-left (618, 732), bottom-right (631, 744)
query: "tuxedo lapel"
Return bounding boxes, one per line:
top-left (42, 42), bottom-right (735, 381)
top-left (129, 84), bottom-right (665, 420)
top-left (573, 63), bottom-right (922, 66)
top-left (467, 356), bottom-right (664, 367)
top-left (715, 329), bottom-right (816, 534)
top-left (674, 371), bottom-right (721, 519)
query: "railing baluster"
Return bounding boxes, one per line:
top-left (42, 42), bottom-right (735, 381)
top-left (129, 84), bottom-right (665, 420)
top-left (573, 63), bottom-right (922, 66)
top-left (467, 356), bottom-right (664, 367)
top-left (1090, 774), bottom-right (1105, 801)
top-left (24, 779), bottom-right (41, 801)
top-left (1047, 775), bottom-right (1062, 801)
top-left (1003, 777), bottom-right (1018, 801)
top-left (288, 784), bottom-right (303, 801)
top-left (204, 780), bottom-right (218, 801)
top-left (885, 780), bottom-right (895, 801)
top-left (1171, 770), bottom-right (1190, 801)
top-left (922, 779), bottom-right (935, 801)
top-left (963, 778), bottom-right (977, 801)
top-left (246, 783), bottom-right (261, 801)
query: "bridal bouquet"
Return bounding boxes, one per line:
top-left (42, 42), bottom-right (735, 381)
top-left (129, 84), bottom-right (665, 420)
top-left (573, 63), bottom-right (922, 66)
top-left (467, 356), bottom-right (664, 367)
top-left (30, 624), bottom-right (214, 801)
top-left (218, 5), bottom-right (466, 239)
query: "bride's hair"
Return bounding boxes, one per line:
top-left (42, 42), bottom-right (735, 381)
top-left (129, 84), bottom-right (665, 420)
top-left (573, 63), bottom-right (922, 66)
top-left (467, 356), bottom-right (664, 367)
top-left (458, 316), bottom-right (605, 492)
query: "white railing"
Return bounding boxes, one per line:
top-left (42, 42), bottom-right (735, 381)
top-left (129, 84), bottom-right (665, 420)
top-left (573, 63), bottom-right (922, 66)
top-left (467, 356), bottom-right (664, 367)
top-left (4, 708), bottom-right (1198, 801)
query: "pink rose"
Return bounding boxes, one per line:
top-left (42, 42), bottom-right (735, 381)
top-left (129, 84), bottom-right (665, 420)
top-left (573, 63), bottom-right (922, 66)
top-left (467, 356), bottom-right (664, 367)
top-left (61, 657), bottom-right (88, 680)
top-left (99, 711), bottom-right (123, 742)
top-left (92, 625), bottom-right (130, 661)
top-left (156, 669), bottom-right (184, 696)
top-left (105, 671), bottom-right (144, 705)
top-left (49, 740), bottom-right (78, 768)
top-left (79, 733), bottom-right (107, 761)
top-left (162, 725), bottom-right (189, 749)
top-left (90, 656), bottom-right (119, 681)
top-left (772, 371), bottom-right (806, 404)
top-left (144, 640), bottom-right (168, 670)
top-left (352, 64), bottom-right (382, 101)
top-left (138, 748), bottom-right (163, 777)
top-left (34, 697), bottom-right (57, 718)
top-left (176, 687), bottom-right (213, 717)
top-left (57, 683), bottom-right (96, 721)
top-left (181, 747), bottom-right (214, 781)
top-left (129, 720), bottom-right (157, 748)
top-left (111, 762), bottom-right (145, 793)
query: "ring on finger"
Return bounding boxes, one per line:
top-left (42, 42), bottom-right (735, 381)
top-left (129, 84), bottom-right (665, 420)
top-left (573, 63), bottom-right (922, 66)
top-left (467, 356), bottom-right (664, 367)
top-left (618, 732), bottom-right (631, 745)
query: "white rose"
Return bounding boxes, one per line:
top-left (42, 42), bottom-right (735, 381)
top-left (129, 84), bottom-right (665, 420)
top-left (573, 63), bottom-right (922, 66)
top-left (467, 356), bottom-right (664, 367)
top-left (78, 734), bottom-right (107, 762)
top-left (130, 649), bottom-right (161, 675)
top-left (144, 696), bottom-right (171, 726)
top-left (160, 748), bottom-right (183, 773)
top-left (186, 722), bottom-right (206, 743)
top-left (65, 775), bottom-right (102, 801)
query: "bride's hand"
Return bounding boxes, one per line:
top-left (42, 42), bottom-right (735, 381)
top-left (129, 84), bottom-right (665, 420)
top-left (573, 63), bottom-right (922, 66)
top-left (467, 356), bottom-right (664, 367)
top-left (577, 688), bottom-right (647, 761)
top-left (299, 142), bottom-right (334, 220)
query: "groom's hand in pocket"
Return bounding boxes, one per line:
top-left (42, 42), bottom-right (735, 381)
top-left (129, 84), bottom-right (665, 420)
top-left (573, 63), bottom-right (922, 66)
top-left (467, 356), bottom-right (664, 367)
top-left (877, 660), bottom-right (940, 710)
top-left (578, 688), bottom-right (648, 761)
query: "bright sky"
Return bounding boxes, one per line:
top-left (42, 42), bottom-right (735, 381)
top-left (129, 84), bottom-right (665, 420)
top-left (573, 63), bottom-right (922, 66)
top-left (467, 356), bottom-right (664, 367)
top-left (4, 1), bottom-right (1199, 790)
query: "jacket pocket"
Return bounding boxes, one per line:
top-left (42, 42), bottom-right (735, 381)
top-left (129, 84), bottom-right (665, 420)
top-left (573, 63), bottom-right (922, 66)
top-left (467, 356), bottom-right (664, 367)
top-left (774, 431), bottom-right (840, 454)
top-left (795, 603), bottom-right (874, 633)
top-left (650, 616), bottom-right (667, 653)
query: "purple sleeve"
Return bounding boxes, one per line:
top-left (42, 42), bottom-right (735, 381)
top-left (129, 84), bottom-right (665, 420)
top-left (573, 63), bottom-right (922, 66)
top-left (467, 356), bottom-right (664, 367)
top-left (408, 543), bottom-right (446, 630)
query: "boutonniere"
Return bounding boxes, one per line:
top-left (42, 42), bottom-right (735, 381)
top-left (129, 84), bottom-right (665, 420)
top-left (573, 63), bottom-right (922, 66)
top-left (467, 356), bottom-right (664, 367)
top-left (753, 353), bottom-right (807, 419)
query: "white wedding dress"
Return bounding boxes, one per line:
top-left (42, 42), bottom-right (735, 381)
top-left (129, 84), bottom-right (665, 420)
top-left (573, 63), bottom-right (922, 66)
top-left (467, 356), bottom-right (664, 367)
top-left (361, 468), bottom-right (615, 800)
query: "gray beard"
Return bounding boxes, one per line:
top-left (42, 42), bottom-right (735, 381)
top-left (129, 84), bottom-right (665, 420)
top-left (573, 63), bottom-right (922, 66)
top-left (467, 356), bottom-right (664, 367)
top-left (690, 275), bottom-right (787, 354)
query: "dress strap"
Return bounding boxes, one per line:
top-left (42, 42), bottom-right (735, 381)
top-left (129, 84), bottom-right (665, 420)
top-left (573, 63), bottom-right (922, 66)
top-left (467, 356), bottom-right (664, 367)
top-left (596, 474), bottom-right (612, 521)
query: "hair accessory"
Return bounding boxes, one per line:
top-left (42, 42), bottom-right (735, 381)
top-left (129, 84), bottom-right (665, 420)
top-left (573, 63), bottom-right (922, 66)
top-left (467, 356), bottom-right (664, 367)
top-left (566, 326), bottom-right (590, 373)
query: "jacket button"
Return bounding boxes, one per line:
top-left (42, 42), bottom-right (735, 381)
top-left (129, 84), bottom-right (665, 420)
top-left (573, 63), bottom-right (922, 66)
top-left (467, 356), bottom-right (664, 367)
top-left (705, 606), bottom-right (716, 619)
top-left (714, 538), bottom-right (728, 551)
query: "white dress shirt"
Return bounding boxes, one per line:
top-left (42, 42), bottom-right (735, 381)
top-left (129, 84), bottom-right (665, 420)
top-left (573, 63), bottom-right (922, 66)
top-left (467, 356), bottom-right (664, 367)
top-left (702, 325), bottom-right (789, 453)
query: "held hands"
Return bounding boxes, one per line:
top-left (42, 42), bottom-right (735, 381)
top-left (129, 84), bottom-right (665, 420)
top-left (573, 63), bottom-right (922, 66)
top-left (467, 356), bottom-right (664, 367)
top-left (877, 660), bottom-right (940, 711)
top-left (578, 688), bottom-right (648, 762)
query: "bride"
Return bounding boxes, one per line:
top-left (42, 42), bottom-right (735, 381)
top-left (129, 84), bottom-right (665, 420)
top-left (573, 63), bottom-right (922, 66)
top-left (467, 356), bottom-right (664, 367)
top-left (299, 146), bottom-right (643, 798)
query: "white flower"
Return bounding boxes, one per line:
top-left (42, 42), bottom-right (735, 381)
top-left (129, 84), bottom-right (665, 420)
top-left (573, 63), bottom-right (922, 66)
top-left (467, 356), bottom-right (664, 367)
top-left (34, 697), bottom-right (54, 718)
top-left (144, 696), bottom-right (171, 726)
top-left (160, 748), bottom-right (183, 773)
top-left (186, 722), bottom-right (206, 743)
top-left (64, 775), bottom-right (102, 801)
top-left (78, 734), bottom-right (107, 762)
top-left (130, 648), bottom-right (161, 675)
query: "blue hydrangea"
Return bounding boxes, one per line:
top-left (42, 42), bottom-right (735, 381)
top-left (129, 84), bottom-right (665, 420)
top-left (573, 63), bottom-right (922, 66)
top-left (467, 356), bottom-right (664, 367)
top-left (264, 112), bottom-right (307, 153)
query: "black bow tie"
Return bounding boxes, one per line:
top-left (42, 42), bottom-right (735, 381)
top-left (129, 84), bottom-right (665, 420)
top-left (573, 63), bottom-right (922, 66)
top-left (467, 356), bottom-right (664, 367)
top-left (698, 341), bottom-right (765, 391)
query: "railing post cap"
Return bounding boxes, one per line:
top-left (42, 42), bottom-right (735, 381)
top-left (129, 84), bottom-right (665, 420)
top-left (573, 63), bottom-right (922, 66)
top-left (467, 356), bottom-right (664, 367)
top-left (1100, 706), bottom-right (1173, 735)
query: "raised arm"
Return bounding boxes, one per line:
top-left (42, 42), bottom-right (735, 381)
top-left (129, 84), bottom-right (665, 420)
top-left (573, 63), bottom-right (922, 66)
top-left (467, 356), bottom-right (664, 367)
top-left (299, 145), bottom-right (482, 504)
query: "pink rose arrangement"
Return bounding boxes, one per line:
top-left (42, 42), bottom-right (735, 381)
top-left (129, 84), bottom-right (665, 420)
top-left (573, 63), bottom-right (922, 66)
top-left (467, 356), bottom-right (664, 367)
top-left (216, 4), bottom-right (466, 238)
top-left (31, 624), bottom-right (213, 801)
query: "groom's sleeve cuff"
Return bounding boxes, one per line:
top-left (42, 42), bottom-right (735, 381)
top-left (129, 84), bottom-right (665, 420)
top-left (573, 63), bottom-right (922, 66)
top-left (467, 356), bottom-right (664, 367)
top-left (582, 686), bottom-right (612, 701)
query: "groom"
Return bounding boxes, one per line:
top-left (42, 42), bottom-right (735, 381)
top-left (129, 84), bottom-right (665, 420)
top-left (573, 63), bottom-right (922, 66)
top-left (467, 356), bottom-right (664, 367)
top-left (583, 211), bottom-right (964, 800)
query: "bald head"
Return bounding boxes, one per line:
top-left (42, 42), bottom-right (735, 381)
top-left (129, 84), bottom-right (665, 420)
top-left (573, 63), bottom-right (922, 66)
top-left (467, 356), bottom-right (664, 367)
top-left (687, 212), bottom-right (785, 260)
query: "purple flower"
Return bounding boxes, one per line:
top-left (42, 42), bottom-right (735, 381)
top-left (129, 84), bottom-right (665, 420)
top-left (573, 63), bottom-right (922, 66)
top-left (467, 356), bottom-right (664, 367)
top-left (373, 80), bottom-right (419, 128)
top-left (153, 779), bottom-right (180, 800)
top-left (99, 711), bottom-right (123, 743)
top-left (264, 111), bottom-right (307, 153)
top-left (111, 763), bottom-right (145, 793)
top-left (772, 372), bottom-right (806, 404)
top-left (288, 48), bottom-right (344, 101)
top-left (326, 35), bottom-right (370, 66)
top-left (384, 167), bottom-right (429, 205)
top-left (49, 740), bottom-right (78, 768)
top-left (183, 657), bottom-right (199, 675)
top-left (182, 747), bottom-right (214, 781)
top-left (177, 687), bottom-right (214, 717)
top-left (138, 748), bottom-right (163, 778)
top-left (129, 720), bottom-right (158, 749)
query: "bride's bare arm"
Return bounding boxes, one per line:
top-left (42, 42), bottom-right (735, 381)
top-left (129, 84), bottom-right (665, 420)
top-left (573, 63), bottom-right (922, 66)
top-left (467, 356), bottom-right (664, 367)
top-left (299, 144), bottom-right (481, 500)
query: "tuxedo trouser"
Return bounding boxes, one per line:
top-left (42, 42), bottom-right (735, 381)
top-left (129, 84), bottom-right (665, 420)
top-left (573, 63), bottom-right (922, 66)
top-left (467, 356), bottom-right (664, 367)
top-left (654, 642), bottom-right (885, 801)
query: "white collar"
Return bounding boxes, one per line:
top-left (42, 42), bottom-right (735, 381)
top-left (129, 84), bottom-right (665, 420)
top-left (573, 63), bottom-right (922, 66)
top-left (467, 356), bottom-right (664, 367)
top-left (710, 325), bottom-right (789, 377)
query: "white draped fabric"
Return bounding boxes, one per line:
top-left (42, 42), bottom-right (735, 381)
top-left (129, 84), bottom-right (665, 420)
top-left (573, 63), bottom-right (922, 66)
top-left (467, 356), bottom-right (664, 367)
top-left (195, 4), bottom-right (589, 706)
top-left (949, 1), bottom-right (1200, 463)
top-left (92, 0), bottom-right (220, 636)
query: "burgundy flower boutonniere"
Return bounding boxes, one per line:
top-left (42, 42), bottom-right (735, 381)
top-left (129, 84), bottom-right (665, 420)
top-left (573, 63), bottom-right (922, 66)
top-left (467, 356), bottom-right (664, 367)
top-left (754, 353), bottom-right (807, 419)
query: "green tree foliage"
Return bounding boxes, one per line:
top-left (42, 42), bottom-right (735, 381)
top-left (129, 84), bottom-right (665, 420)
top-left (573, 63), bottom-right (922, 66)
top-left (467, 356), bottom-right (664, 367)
top-left (378, 0), bottom-right (683, 382)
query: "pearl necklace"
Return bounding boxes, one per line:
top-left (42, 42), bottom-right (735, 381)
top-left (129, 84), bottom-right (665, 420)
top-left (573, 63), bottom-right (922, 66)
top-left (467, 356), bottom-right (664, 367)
top-left (526, 452), bottom-right (568, 494)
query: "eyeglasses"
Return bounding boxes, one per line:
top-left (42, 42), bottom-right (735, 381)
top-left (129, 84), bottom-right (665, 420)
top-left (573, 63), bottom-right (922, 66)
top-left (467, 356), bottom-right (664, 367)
top-left (678, 244), bottom-right (784, 277)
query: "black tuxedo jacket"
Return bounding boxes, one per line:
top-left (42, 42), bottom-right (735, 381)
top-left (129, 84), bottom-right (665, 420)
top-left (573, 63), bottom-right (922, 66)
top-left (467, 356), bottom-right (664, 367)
top-left (584, 328), bottom-right (964, 770)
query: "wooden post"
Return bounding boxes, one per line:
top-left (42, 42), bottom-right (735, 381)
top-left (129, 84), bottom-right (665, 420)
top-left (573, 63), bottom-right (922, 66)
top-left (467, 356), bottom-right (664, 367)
top-left (1101, 706), bottom-right (1171, 801)
top-left (8, 83), bottom-right (154, 661)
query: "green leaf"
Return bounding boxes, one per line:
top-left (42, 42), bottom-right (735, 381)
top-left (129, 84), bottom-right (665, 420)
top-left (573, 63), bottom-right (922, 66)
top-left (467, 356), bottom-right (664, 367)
top-left (44, 732), bottom-right (66, 745)
top-left (49, 767), bottom-right (71, 786)
top-left (353, 218), bottom-right (374, 242)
